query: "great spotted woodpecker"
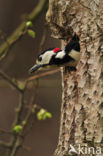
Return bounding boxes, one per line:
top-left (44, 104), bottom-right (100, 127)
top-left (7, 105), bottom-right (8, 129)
top-left (29, 35), bottom-right (80, 73)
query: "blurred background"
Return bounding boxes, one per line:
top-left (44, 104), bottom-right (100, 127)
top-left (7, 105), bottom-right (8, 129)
top-left (0, 0), bottom-right (62, 156)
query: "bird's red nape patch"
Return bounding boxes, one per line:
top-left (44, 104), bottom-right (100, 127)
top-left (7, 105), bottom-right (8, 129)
top-left (53, 48), bottom-right (61, 53)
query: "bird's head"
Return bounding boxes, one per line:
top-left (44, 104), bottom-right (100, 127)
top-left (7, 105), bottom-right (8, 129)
top-left (29, 47), bottom-right (61, 74)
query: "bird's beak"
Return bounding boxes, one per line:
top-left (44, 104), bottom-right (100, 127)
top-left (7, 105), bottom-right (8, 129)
top-left (29, 64), bottom-right (41, 74)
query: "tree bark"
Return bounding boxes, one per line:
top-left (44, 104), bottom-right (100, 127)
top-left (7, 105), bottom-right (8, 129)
top-left (46, 0), bottom-right (103, 155)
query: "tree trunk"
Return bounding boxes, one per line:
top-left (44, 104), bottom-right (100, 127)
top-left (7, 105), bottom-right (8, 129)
top-left (46, 0), bottom-right (103, 155)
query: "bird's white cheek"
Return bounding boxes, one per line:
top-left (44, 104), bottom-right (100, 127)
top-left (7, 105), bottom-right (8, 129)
top-left (41, 51), bottom-right (55, 64)
top-left (55, 51), bottom-right (65, 59)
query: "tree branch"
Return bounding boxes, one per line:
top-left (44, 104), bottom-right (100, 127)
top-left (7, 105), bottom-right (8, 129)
top-left (0, 129), bottom-right (12, 135)
top-left (3, 14), bottom-right (49, 156)
top-left (27, 69), bottom-right (60, 81)
top-left (0, 141), bottom-right (11, 148)
top-left (0, 70), bottom-right (23, 93)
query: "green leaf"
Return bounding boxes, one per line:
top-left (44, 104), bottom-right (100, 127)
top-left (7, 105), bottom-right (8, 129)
top-left (13, 125), bottom-right (23, 133)
top-left (37, 109), bottom-right (52, 120)
top-left (26, 21), bottom-right (33, 28)
top-left (28, 29), bottom-right (35, 38)
top-left (45, 112), bottom-right (52, 118)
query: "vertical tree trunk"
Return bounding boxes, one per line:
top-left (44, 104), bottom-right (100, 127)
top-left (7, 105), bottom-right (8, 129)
top-left (46, 0), bottom-right (103, 155)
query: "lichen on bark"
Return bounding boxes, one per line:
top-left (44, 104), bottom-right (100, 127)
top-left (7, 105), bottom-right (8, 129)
top-left (46, 0), bottom-right (103, 155)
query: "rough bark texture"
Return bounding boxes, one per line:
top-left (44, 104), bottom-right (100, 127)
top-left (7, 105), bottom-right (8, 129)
top-left (46, 0), bottom-right (103, 155)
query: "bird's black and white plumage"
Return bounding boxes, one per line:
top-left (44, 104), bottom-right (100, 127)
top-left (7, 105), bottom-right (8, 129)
top-left (29, 35), bottom-right (80, 73)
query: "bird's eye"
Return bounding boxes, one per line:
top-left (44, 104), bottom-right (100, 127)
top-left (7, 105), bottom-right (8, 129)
top-left (38, 56), bottom-right (42, 61)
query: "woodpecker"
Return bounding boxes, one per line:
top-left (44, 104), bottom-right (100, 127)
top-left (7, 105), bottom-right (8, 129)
top-left (29, 35), bottom-right (80, 74)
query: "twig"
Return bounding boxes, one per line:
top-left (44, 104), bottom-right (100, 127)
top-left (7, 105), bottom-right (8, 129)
top-left (5, 11), bottom-right (49, 156)
top-left (27, 69), bottom-right (60, 81)
top-left (15, 93), bottom-right (25, 124)
top-left (0, 4), bottom-right (52, 155)
top-left (0, 129), bottom-right (12, 135)
top-left (39, 24), bottom-right (48, 52)
top-left (0, 141), bottom-right (11, 148)
top-left (6, 86), bottom-right (38, 156)
top-left (22, 145), bottom-right (31, 151)
top-left (0, 70), bottom-right (23, 93)
top-left (0, 27), bottom-right (59, 156)
top-left (0, 0), bottom-right (47, 61)
top-left (20, 26), bottom-right (50, 136)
